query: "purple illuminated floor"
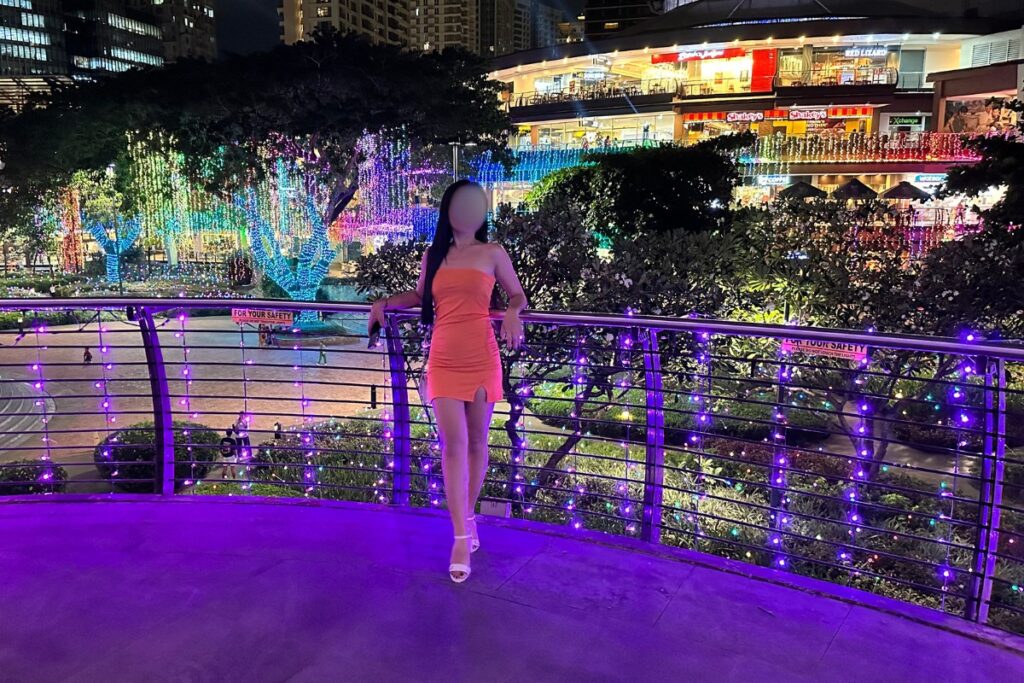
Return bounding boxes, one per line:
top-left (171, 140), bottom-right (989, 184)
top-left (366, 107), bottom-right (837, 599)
top-left (1, 498), bottom-right (1022, 682)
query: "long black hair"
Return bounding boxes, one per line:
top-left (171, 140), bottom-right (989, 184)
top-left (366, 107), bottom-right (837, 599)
top-left (421, 180), bottom-right (488, 326)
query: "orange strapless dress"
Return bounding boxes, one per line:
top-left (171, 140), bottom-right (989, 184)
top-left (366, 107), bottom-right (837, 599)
top-left (425, 268), bottom-right (504, 403)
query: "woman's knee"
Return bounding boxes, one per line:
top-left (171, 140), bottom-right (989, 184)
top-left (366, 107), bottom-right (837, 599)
top-left (440, 433), bottom-right (468, 455)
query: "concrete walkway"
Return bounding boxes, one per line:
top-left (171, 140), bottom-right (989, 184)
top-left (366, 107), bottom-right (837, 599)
top-left (1, 498), bottom-right (1022, 682)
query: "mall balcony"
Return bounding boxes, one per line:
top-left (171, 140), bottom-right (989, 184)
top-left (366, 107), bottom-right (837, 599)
top-left (2, 299), bottom-right (1024, 681)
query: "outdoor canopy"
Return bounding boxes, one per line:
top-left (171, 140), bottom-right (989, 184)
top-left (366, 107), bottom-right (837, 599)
top-left (881, 181), bottom-right (932, 201)
top-left (778, 180), bottom-right (827, 200)
top-left (831, 178), bottom-right (878, 200)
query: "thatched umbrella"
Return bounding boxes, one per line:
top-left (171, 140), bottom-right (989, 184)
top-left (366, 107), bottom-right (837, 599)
top-left (778, 181), bottom-right (826, 200)
top-left (831, 178), bottom-right (877, 200)
top-left (881, 181), bottom-right (932, 201)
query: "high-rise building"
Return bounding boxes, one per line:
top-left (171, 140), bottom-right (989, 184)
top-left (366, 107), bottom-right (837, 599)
top-left (480, 0), bottom-right (516, 56)
top-left (64, 0), bottom-right (163, 74)
top-left (126, 0), bottom-right (216, 62)
top-left (279, 0), bottom-right (412, 47)
top-left (582, 0), bottom-right (660, 40)
top-left (0, 0), bottom-right (67, 75)
top-left (412, 0), bottom-right (478, 53)
top-left (511, 0), bottom-right (569, 53)
top-left (530, 0), bottom-right (563, 49)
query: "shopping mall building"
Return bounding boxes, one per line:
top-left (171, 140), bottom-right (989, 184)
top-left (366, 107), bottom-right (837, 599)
top-left (483, 0), bottom-right (1024, 205)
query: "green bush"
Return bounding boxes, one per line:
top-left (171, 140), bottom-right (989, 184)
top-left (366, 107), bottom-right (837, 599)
top-left (0, 310), bottom-right (83, 331)
top-left (93, 421), bottom-right (221, 492)
top-left (0, 459), bottom-right (68, 495)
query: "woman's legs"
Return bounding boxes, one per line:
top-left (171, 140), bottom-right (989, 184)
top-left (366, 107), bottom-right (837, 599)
top-left (434, 397), bottom-right (472, 576)
top-left (464, 386), bottom-right (495, 525)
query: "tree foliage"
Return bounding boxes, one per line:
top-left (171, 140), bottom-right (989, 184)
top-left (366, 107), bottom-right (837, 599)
top-left (529, 133), bottom-right (754, 237)
top-left (0, 28), bottom-right (512, 193)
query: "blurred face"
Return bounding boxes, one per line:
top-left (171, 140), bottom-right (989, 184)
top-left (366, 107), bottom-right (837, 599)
top-left (448, 184), bottom-right (487, 235)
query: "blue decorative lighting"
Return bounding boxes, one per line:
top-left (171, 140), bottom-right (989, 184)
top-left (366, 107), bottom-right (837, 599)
top-left (84, 216), bottom-right (143, 284)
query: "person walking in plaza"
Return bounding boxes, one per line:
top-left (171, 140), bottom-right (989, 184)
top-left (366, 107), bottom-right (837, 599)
top-left (220, 428), bottom-right (238, 480)
top-left (317, 341), bottom-right (328, 366)
top-left (368, 180), bottom-right (527, 584)
top-left (233, 412), bottom-right (251, 478)
top-left (82, 347), bottom-right (93, 365)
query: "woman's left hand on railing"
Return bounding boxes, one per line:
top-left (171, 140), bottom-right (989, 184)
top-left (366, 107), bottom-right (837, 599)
top-left (500, 310), bottom-right (524, 351)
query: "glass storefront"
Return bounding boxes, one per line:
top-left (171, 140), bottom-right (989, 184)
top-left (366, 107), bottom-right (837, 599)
top-left (516, 114), bottom-right (675, 149)
top-left (771, 46), bottom-right (900, 87)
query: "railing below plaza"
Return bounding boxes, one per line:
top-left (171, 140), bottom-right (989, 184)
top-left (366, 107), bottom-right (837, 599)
top-left (506, 78), bottom-right (677, 108)
top-left (775, 67), bottom-right (899, 88)
top-left (1, 298), bottom-right (1023, 633)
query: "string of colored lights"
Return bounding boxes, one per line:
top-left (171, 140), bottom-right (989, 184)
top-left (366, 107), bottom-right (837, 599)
top-left (30, 321), bottom-right (54, 489)
top-left (93, 311), bottom-right (118, 488)
top-left (769, 345), bottom-right (793, 568)
top-left (174, 312), bottom-right (200, 487)
top-left (616, 328), bottom-right (638, 535)
top-left (689, 332), bottom-right (712, 547)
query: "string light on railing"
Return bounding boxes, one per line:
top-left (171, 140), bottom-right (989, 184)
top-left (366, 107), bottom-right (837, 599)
top-left (29, 320), bottom-right (54, 490)
top-left (688, 331), bottom-right (712, 545)
top-left (564, 328), bottom-right (587, 531)
top-left (237, 324), bottom-right (253, 492)
top-left (509, 343), bottom-right (533, 517)
top-left (292, 331), bottom-right (317, 497)
top-left (614, 328), bottom-right (638, 535)
top-left (768, 344), bottom-right (792, 569)
top-left (93, 310), bottom-right (118, 488)
top-left (174, 312), bottom-right (199, 487)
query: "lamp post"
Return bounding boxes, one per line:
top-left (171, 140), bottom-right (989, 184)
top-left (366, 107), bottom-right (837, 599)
top-left (448, 140), bottom-right (478, 181)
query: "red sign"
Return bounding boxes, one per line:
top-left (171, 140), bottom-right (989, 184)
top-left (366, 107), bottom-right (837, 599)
top-left (652, 47), bottom-right (746, 64)
top-left (231, 309), bottom-right (295, 326)
top-left (781, 339), bottom-right (868, 362)
top-left (726, 111), bottom-right (764, 123)
top-left (751, 48), bottom-right (777, 93)
top-left (789, 108), bottom-right (828, 121)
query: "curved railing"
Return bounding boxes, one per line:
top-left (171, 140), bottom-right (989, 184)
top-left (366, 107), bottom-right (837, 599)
top-left (1, 298), bottom-right (1023, 635)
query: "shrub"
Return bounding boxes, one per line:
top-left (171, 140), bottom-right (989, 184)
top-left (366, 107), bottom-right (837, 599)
top-left (93, 421), bottom-right (221, 492)
top-left (0, 459), bottom-right (68, 495)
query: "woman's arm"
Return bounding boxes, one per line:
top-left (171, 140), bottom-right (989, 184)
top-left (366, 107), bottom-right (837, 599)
top-left (368, 250), bottom-right (429, 332)
top-left (495, 245), bottom-right (527, 350)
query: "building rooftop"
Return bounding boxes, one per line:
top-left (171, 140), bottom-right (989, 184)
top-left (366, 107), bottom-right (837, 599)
top-left (3, 497), bottom-right (1023, 681)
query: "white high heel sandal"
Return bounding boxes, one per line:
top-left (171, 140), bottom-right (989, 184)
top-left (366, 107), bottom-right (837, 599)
top-left (449, 534), bottom-right (472, 583)
top-left (467, 515), bottom-right (480, 553)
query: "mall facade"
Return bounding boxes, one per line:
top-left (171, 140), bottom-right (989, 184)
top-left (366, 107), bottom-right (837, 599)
top-left (485, 0), bottom-right (1023, 206)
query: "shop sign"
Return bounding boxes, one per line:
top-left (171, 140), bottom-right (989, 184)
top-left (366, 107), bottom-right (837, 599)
top-left (914, 173), bottom-right (947, 184)
top-left (726, 111), bottom-right (765, 123)
top-left (756, 174), bottom-right (791, 186)
top-left (843, 47), bottom-right (889, 58)
top-left (781, 339), bottom-right (869, 361)
top-left (652, 47), bottom-right (746, 64)
top-left (889, 115), bottom-right (923, 126)
top-left (789, 108), bottom-right (828, 121)
top-left (231, 308), bottom-right (294, 326)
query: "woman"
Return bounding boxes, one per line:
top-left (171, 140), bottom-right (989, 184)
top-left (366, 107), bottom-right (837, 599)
top-left (368, 180), bottom-right (527, 583)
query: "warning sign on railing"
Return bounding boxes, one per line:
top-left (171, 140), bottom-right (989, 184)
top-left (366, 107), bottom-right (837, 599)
top-left (781, 339), bottom-right (868, 361)
top-left (230, 309), bottom-right (294, 326)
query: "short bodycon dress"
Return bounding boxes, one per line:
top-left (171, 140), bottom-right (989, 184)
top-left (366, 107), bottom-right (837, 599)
top-left (424, 267), bottom-right (504, 403)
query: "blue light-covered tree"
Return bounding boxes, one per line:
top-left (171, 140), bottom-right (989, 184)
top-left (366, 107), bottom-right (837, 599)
top-left (235, 157), bottom-right (358, 325)
top-left (85, 216), bottom-right (143, 284)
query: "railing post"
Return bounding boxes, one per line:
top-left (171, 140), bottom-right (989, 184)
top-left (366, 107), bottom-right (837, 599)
top-left (385, 316), bottom-right (411, 507)
top-left (137, 307), bottom-right (175, 496)
top-left (968, 357), bottom-right (1007, 623)
top-left (640, 328), bottom-right (664, 544)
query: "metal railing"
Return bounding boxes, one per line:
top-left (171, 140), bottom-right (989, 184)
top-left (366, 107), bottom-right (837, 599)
top-left (2, 298), bottom-right (1023, 634)
top-left (775, 67), bottom-right (899, 88)
top-left (506, 78), bottom-right (676, 108)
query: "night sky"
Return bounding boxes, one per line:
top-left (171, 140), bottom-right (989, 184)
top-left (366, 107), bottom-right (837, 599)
top-left (215, 0), bottom-right (586, 58)
top-left (216, 0), bottom-right (281, 57)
